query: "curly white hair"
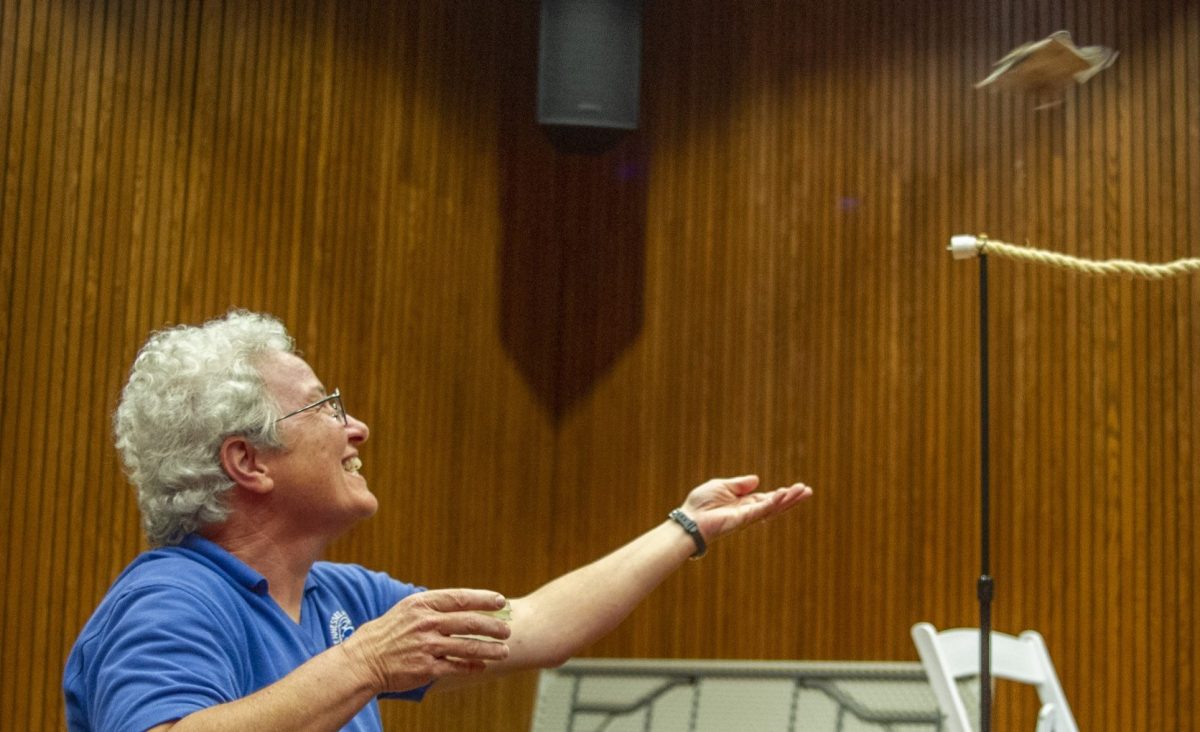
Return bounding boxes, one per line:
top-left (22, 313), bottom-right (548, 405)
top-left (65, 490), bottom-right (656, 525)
top-left (114, 310), bottom-right (295, 546)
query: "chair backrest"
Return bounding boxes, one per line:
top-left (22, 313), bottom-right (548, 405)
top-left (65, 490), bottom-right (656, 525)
top-left (911, 622), bottom-right (1078, 732)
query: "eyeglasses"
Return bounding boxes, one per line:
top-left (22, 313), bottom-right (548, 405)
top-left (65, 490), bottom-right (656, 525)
top-left (274, 388), bottom-right (347, 426)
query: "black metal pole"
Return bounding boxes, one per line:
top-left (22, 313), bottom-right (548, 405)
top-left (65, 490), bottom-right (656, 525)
top-left (978, 254), bottom-right (994, 732)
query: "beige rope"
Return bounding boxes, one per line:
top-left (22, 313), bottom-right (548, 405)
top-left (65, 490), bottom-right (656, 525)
top-left (971, 235), bottom-right (1200, 280)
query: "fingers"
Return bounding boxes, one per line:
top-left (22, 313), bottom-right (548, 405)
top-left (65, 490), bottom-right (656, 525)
top-left (442, 611), bottom-right (513, 643)
top-left (432, 656), bottom-right (488, 677)
top-left (685, 475), bottom-right (757, 510)
top-left (698, 476), bottom-right (809, 507)
top-left (352, 589), bottom-right (515, 692)
top-left (436, 634), bottom-right (512, 662)
top-left (761, 482), bottom-right (813, 508)
top-left (415, 588), bottom-right (508, 614)
top-left (424, 607), bottom-right (513, 675)
top-left (723, 474), bottom-right (760, 496)
top-left (402, 590), bottom-right (513, 643)
top-left (776, 482), bottom-right (814, 505)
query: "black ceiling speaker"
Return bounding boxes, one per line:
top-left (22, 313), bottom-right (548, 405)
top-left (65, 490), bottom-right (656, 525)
top-left (537, 0), bottom-right (643, 154)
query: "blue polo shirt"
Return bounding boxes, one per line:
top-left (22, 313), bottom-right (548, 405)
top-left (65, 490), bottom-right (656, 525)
top-left (64, 535), bottom-right (426, 731)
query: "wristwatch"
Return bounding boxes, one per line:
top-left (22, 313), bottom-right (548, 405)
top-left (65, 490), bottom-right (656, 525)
top-left (668, 508), bottom-right (707, 559)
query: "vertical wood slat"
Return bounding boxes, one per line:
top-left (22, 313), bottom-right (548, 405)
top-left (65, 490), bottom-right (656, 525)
top-left (1, 1), bottom-right (1197, 729)
top-left (33, 1), bottom-right (73, 726)
top-left (5, 1), bottom-right (47, 727)
top-left (61, 2), bottom-right (97, 711)
top-left (1175, 10), bottom-right (1198, 730)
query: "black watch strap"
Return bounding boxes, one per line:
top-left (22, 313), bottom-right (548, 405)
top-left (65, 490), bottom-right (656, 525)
top-left (668, 508), bottom-right (707, 559)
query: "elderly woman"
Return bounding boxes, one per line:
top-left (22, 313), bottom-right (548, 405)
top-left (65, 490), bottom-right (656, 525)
top-left (64, 310), bottom-right (813, 732)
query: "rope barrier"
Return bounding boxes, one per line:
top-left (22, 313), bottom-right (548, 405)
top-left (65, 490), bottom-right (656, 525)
top-left (948, 234), bottom-right (1200, 280)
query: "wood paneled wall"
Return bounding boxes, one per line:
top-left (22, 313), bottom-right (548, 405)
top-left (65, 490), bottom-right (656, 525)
top-left (2, 0), bottom-right (1197, 729)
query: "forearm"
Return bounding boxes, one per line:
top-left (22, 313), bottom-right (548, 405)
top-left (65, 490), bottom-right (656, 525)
top-left (155, 645), bottom-right (379, 732)
top-left (503, 519), bottom-right (694, 670)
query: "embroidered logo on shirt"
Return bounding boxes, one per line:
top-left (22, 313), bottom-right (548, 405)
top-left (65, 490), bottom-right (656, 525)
top-left (329, 610), bottom-right (355, 645)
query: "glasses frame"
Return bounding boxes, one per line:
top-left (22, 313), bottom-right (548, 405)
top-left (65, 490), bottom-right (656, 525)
top-left (274, 388), bottom-right (347, 426)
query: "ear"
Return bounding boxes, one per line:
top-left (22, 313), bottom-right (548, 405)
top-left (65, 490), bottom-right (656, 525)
top-left (219, 435), bottom-right (274, 495)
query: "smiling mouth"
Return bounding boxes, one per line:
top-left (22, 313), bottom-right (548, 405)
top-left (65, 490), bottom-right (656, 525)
top-left (342, 456), bottom-right (362, 474)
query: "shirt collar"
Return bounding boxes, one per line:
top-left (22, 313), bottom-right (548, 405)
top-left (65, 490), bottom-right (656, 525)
top-left (178, 534), bottom-right (320, 594)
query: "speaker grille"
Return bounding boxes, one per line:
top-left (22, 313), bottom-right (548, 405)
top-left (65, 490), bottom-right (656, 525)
top-left (537, 0), bottom-right (642, 130)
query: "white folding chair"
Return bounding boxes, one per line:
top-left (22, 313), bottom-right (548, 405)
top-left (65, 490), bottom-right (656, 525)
top-left (911, 621), bottom-right (1078, 732)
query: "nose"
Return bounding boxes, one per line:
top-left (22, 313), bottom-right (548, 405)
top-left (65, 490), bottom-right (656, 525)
top-left (346, 413), bottom-right (370, 443)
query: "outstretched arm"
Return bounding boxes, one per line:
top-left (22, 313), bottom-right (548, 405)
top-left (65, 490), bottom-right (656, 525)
top-left (434, 475), bottom-right (813, 689)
